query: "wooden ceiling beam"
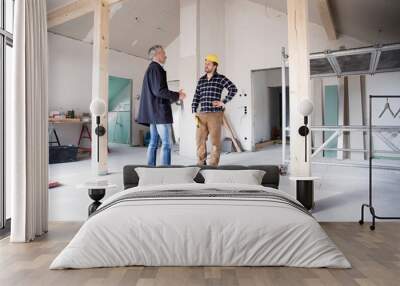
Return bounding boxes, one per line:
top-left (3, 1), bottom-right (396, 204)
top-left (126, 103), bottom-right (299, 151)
top-left (316, 0), bottom-right (337, 40)
top-left (47, 0), bottom-right (123, 29)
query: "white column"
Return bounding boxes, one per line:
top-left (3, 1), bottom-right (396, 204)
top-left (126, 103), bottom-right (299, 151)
top-left (287, 0), bottom-right (311, 176)
top-left (199, 0), bottom-right (225, 73)
top-left (179, 0), bottom-right (200, 158)
top-left (91, 0), bottom-right (109, 175)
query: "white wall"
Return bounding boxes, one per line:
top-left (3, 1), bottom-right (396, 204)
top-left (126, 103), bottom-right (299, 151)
top-left (164, 36), bottom-right (180, 82)
top-left (178, 0), bottom-right (200, 158)
top-left (164, 39), bottom-right (182, 144)
top-left (366, 72), bottom-right (400, 102)
top-left (365, 72), bottom-right (400, 154)
top-left (168, 80), bottom-right (181, 142)
top-left (48, 33), bottom-right (149, 147)
top-left (199, 0), bottom-right (226, 74)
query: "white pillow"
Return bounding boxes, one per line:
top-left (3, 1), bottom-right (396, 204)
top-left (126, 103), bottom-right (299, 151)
top-left (135, 167), bottom-right (200, 186)
top-left (200, 169), bottom-right (266, 185)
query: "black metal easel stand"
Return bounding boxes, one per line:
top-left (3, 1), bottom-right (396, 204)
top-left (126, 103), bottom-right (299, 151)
top-left (359, 95), bottom-right (400, 230)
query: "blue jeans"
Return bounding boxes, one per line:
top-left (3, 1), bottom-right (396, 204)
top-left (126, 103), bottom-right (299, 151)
top-left (147, 124), bottom-right (172, 166)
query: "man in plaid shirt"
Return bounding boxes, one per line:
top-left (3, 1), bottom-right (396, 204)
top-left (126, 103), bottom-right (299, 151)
top-left (192, 54), bottom-right (238, 166)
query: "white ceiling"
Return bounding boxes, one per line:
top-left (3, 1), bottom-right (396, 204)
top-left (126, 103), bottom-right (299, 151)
top-left (47, 0), bottom-right (180, 59)
top-left (329, 0), bottom-right (400, 44)
top-left (250, 0), bottom-right (323, 25)
top-left (47, 0), bottom-right (400, 59)
top-left (250, 0), bottom-right (400, 44)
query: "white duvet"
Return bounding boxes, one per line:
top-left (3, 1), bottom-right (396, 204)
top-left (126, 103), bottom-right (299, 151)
top-left (50, 183), bottom-right (350, 269)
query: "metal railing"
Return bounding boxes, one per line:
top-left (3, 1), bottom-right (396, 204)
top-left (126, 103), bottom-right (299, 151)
top-left (280, 45), bottom-right (400, 170)
top-left (282, 125), bottom-right (400, 170)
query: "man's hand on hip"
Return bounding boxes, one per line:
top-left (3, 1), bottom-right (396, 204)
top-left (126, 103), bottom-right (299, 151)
top-left (212, 101), bottom-right (224, 108)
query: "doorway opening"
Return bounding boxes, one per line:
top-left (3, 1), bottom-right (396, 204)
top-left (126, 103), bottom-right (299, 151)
top-left (108, 76), bottom-right (133, 146)
top-left (251, 68), bottom-right (289, 151)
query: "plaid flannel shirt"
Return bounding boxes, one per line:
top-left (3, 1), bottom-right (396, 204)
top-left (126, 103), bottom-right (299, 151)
top-left (192, 73), bottom-right (238, 113)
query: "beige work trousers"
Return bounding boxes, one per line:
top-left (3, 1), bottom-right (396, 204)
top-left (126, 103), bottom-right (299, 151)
top-left (196, 112), bottom-right (224, 166)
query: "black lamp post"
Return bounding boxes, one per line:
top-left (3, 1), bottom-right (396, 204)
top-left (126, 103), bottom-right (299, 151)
top-left (90, 99), bottom-right (107, 163)
top-left (297, 98), bottom-right (314, 163)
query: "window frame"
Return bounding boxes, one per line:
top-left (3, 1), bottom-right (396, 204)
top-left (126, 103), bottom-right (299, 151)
top-left (0, 0), bottom-right (13, 232)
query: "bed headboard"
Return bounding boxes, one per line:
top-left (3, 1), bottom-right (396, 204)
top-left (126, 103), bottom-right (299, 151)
top-left (123, 165), bottom-right (280, 190)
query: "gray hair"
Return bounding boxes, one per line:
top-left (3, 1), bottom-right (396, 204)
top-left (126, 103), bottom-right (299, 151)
top-left (148, 45), bottom-right (163, 60)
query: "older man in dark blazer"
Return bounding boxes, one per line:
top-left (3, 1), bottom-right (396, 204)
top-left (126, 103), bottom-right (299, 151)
top-left (137, 45), bottom-right (186, 166)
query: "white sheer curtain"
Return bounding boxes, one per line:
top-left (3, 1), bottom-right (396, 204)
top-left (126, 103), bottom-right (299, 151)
top-left (10, 0), bottom-right (48, 242)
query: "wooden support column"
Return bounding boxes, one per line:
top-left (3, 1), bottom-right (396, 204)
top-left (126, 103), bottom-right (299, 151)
top-left (287, 0), bottom-right (311, 176)
top-left (91, 0), bottom-right (109, 175)
top-left (316, 0), bottom-right (337, 40)
top-left (337, 77), bottom-right (347, 160)
top-left (348, 75), bottom-right (365, 161)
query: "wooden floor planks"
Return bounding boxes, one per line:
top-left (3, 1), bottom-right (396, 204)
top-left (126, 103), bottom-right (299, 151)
top-left (0, 222), bottom-right (399, 286)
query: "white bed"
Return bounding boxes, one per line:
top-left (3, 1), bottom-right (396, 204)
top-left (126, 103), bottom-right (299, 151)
top-left (50, 183), bottom-right (350, 269)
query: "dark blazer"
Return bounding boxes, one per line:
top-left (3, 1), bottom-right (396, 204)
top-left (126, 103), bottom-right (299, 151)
top-left (136, 61), bottom-right (179, 126)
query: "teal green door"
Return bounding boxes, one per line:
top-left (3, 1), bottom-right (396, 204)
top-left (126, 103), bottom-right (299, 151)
top-left (323, 85), bottom-right (339, 158)
top-left (108, 76), bottom-right (132, 144)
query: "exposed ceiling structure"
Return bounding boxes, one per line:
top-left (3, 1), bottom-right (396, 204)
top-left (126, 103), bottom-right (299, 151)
top-left (309, 43), bottom-right (400, 78)
top-left (46, 0), bottom-right (180, 59)
top-left (47, 0), bottom-right (400, 59)
top-left (250, 0), bottom-right (400, 44)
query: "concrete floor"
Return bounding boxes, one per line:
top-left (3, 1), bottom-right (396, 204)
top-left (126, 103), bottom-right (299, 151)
top-left (49, 143), bottom-right (400, 222)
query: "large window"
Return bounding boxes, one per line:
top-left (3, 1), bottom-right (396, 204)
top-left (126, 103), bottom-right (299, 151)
top-left (0, 0), bottom-right (14, 232)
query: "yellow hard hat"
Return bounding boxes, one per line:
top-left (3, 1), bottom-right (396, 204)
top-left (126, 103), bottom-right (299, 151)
top-left (205, 54), bottom-right (219, 65)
